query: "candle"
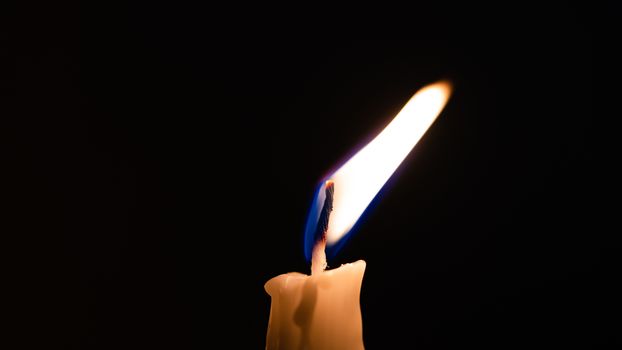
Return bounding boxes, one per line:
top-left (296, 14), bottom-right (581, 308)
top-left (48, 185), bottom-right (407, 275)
top-left (265, 81), bottom-right (453, 349)
top-left (265, 261), bottom-right (366, 350)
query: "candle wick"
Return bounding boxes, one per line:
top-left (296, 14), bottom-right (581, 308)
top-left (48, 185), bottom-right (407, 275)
top-left (311, 180), bottom-right (334, 275)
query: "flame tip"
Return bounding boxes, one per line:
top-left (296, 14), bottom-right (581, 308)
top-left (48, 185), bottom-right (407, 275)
top-left (430, 79), bottom-right (453, 92)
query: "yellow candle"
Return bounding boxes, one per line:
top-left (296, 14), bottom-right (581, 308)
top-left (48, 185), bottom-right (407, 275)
top-left (264, 261), bottom-right (366, 350)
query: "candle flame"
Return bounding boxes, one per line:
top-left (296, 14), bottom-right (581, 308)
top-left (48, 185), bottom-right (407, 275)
top-left (304, 81), bottom-right (453, 259)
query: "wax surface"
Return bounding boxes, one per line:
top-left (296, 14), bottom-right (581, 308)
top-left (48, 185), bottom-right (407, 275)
top-left (264, 260), bottom-right (366, 350)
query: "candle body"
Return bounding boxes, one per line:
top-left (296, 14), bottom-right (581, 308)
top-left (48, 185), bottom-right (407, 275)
top-left (264, 260), bottom-right (366, 350)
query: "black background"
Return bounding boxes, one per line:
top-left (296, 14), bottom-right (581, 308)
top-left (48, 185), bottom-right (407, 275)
top-left (6, 2), bottom-right (618, 349)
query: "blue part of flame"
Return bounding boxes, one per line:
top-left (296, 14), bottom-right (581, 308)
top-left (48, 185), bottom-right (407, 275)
top-left (302, 173), bottom-right (397, 262)
top-left (303, 181), bottom-right (327, 261)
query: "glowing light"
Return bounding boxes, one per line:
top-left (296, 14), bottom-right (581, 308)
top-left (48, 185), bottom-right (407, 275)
top-left (305, 81), bottom-right (453, 252)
